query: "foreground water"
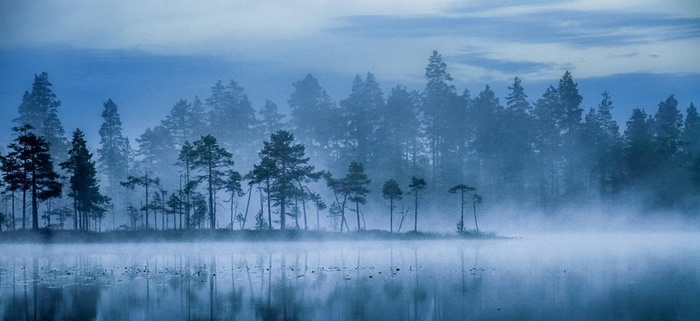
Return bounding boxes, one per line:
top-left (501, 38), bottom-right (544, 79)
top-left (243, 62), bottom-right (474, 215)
top-left (0, 233), bottom-right (698, 320)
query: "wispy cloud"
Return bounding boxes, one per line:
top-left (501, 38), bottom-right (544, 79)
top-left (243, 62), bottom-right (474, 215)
top-left (0, 0), bottom-right (698, 82)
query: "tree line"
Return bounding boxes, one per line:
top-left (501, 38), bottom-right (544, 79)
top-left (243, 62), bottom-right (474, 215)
top-left (1, 50), bottom-right (699, 232)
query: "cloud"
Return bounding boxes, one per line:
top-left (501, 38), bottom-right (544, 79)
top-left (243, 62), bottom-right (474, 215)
top-left (448, 53), bottom-right (552, 75)
top-left (331, 10), bottom-right (700, 47)
top-left (1, 0), bottom-right (699, 84)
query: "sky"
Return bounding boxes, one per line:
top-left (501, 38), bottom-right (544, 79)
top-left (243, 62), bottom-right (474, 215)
top-left (1, 0), bottom-right (699, 149)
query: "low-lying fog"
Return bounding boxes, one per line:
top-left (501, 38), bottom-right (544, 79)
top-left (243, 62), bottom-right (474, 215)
top-left (0, 233), bottom-right (698, 320)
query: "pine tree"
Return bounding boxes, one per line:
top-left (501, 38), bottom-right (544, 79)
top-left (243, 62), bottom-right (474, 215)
top-left (251, 157), bottom-right (276, 230)
top-left (258, 99), bottom-right (285, 138)
top-left (408, 176), bottom-right (426, 232)
top-left (423, 51), bottom-right (459, 183)
top-left (136, 125), bottom-right (176, 179)
top-left (257, 130), bottom-right (318, 230)
top-left (654, 95), bottom-right (683, 162)
top-left (557, 71), bottom-right (583, 147)
top-left (624, 108), bottom-right (654, 180)
top-left (4, 125), bottom-right (62, 229)
top-left (448, 184), bottom-right (476, 234)
top-left (682, 103), bottom-right (700, 156)
top-left (121, 171), bottom-right (160, 229)
top-left (61, 129), bottom-right (108, 231)
top-left (382, 179), bottom-right (403, 233)
top-left (206, 80), bottom-right (257, 156)
top-left (14, 72), bottom-right (68, 160)
top-left (192, 135), bottom-right (233, 229)
top-left (339, 73), bottom-right (384, 167)
top-left (177, 141), bottom-right (198, 229)
top-left (502, 77), bottom-right (534, 197)
top-left (344, 161), bottom-right (371, 231)
top-left (223, 169), bottom-right (243, 229)
top-left (163, 99), bottom-right (199, 148)
top-left (97, 99), bottom-right (129, 227)
top-left (288, 74), bottom-right (340, 160)
top-left (595, 92), bottom-right (623, 196)
top-left (375, 85), bottom-right (422, 180)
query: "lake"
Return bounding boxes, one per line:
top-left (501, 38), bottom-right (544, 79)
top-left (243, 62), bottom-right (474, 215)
top-left (0, 233), bottom-right (698, 320)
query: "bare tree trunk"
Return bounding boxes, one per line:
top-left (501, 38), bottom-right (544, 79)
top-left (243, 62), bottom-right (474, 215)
top-left (473, 200), bottom-right (479, 232)
top-left (390, 197), bottom-right (393, 233)
top-left (242, 184), bottom-right (253, 230)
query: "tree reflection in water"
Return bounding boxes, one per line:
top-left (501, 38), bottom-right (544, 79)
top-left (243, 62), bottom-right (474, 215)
top-left (0, 237), bottom-right (698, 320)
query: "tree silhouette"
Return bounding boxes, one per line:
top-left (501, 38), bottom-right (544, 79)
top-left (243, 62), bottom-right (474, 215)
top-left (382, 179), bottom-right (403, 233)
top-left (448, 184), bottom-right (476, 234)
top-left (61, 129), bottom-right (108, 231)
top-left (408, 176), bottom-right (426, 232)
top-left (324, 172), bottom-right (351, 233)
top-left (121, 171), bottom-right (160, 229)
top-left (472, 194), bottom-right (483, 233)
top-left (14, 72), bottom-right (68, 160)
top-left (223, 169), bottom-right (243, 229)
top-left (192, 135), bottom-right (233, 229)
top-left (97, 99), bottom-right (129, 229)
top-left (345, 161), bottom-right (371, 231)
top-left (3, 125), bottom-right (62, 230)
top-left (257, 130), bottom-right (318, 230)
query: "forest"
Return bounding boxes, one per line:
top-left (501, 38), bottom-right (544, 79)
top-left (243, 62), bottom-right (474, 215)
top-left (1, 50), bottom-right (698, 234)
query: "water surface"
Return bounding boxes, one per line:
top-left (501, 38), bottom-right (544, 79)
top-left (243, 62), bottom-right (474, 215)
top-left (0, 233), bottom-right (698, 320)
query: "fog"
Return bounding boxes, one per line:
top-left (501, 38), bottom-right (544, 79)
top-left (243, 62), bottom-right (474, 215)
top-left (2, 1), bottom-right (700, 319)
top-left (0, 234), bottom-right (698, 320)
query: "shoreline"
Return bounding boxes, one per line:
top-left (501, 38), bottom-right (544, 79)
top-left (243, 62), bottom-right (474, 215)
top-left (0, 229), bottom-right (503, 244)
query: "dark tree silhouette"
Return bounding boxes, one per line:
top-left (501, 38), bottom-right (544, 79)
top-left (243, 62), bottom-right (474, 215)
top-left (325, 172), bottom-right (351, 233)
top-left (61, 129), bottom-right (108, 231)
top-left (177, 141), bottom-right (198, 229)
top-left (448, 184), bottom-right (476, 234)
top-left (97, 99), bottom-right (129, 228)
top-left (121, 171), bottom-right (160, 229)
top-left (472, 194), bottom-right (483, 232)
top-left (4, 125), bottom-right (62, 230)
top-left (382, 179), bottom-right (403, 233)
top-left (14, 72), bottom-right (68, 160)
top-left (345, 161), bottom-right (371, 231)
top-left (257, 130), bottom-right (318, 230)
top-left (192, 135), bottom-right (234, 229)
top-left (408, 176), bottom-right (426, 232)
top-left (251, 157), bottom-right (276, 230)
top-left (223, 169), bottom-right (243, 229)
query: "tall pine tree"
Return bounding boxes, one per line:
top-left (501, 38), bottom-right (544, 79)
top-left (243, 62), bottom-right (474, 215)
top-left (62, 129), bottom-right (108, 231)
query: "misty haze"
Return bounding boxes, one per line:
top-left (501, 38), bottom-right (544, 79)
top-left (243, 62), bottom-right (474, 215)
top-left (1, 1), bottom-right (699, 320)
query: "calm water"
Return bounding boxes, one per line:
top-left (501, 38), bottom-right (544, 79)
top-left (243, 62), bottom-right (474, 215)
top-left (0, 233), bottom-right (698, 320)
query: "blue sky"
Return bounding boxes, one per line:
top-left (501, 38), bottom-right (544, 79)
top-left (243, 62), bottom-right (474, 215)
top-left (1, 0), bottom-right (699, 148)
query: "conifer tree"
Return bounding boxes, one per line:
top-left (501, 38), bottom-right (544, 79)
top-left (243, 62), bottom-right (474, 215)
top-left (654, 95), bottom-right (683, 162)
top-left (408, 176), bottom-right (426, 232)
top-left (207, 80), bottom-right (257, 156)
top-left (121, 171), bottom-right (160, 229)
top-left (382, 179), bottom-right (402, 233)
top-left (344, 161), bottom-right (371, 231)
top-left (192, 135), bottom-right (233, 229)
top-left (683, 103), bottom-right (700, 156)
top-left (289, 74), bottom-right (341, 160)
top-left (177, 141), bottom-right (198, 229)
top-left (14, 72), bottom-right (68, 160)
top-left (624, 108), bottom-right (654, 180)
top-left (62, 129), bottom-right (108, 231)
top-left (97, 99), bottom-right (129, 227)
top-left (257, 130), bottom-right (319, 230)
top-left (423, 51), bottom-right (459, 183)
top-left (258, 100), bottom-right (285, 138)
top-left (448, 184), bottom-right (476, 234)
top-left (4, 125), bottom-right (62, 229)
